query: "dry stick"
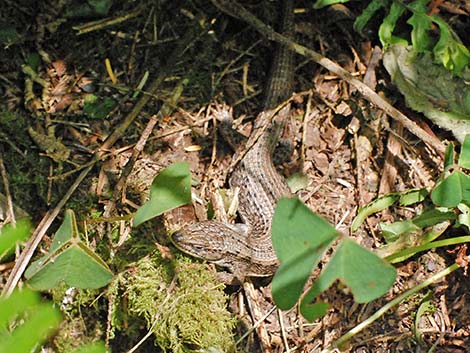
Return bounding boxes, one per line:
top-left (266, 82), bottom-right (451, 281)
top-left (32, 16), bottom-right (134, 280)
top-left (243, 280), bottom-right (272, 353)
top-left (236, 303), bottom-right (277, 347)
top-left (214, 39), bottom-right (262, 89)
top-left (300, 92), bottom-right (314, 171)
top-left (0, 131), bottom-right (26, 157)
top-left (210, 0), bottom-right (446, 156)
top-left (103, 114), bottom-right (159, 218)
top-left (55, 111), bottom-right (213, 181)
top-left (278, 308), bottom-right (291, 353)
top-left (321, 263), bottom-right (461, 353)
top-left (104, 77), bottom-right (189, 218)
top-left (0, 153), bottom-right (15, 226)
top-left (1, 22), bottom-right (204, 298)
top-left (73, 5), bottom-right (145, 35)
top-left (2, 162), bottom-right (94, 297)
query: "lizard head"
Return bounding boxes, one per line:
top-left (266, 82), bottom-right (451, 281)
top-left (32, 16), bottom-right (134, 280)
top-left (170, 221), bottom-right (228, 261)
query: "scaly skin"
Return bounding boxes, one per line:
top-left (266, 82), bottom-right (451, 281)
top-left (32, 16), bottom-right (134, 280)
top-left (172, 0), bottom-right (294, 279)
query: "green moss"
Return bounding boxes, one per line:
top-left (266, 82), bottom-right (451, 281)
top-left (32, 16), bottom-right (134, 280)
top-left (53, 316), bottom-right (103, 353)
top-left (51, 284), bottom-right (101, 316)
top-left (0, 110), bottom-right (49, 212)
top-left (48, 284), bottom-right (103, 352)
top-left (117, 252), bottom-right (236, 353)
top-left (0, 109), bottom-right (78, 214)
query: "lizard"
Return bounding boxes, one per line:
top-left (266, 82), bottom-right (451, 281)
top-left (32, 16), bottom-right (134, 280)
top-left (171, 0), bottom-right (295, 280)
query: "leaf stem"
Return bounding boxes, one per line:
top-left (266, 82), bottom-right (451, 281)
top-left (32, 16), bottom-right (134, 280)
top-left (386, 235), bottom-right (470, 263)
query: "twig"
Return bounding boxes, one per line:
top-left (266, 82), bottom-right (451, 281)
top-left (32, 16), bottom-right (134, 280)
top-left (104, 77), bottom-right (189, 217)
top-left (236, 302), bottom-right (277, 347)
top-left (73, 6), bottom-right (145, 35)
top-left (0, 132), bottom-right (25, 157)
top-left (103, 115), bottom-right (158, 218)
top-left (300, 91), bottom-right (314, 171)
top-left (321, 263), bottom-right (461, 352)
top-left (210, 0), bottom-right (446, 156)
top-left (214, 39), bottom-right (262, 90)
top-left (0, 153), bottom-right (15, 225)
top-left (278, 309), bottom-right (290, 353)
top-left (242, 280), bottom-right (274, 353)
top-left (49, 153), bottom-right (111, 180)
top-left (148, 109), bottom-right (213, 141)
top-left (2, 161), bottom-right (94, 297)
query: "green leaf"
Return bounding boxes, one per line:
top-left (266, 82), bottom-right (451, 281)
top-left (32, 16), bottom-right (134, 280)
top-left (383, 42), bottom-right (470, 142)
top-left (0, 298), bottom-right (61, 353)
top-left (378, 1), bottom-right (408, 48)
top-left (313, 0), bottom-right (349, 10)
top-left (431, 171), bottom-right (470, 207)
top-left (51, 207), bottom-right (78, 252)
top-left (300, 239), bottom-right (396, 321)
top-left (286, 172), bottom-right (309, 193)
top-left (413, 291), bottom-right (434, 343)
top-left (70, 342), bottom-right (107, 353)
top-left (383, 221), bottom-right (450, 263)
top-left (0, 289), bottom-right (39, 324)
top-left (134, 162), bottom-right (192, 226)
top-left (457, 203), bottom-right (470, 229)
top-left (444, 143), bottom-right (455, 171)
top-left (433, 17), bottom-right (470, 76)
top-left (271, 198), bottom-right (337, 310)
top-left (399, 188), bottom-right (428, 206)
top-left (25, 53), bottom-right (41, 72)
top-left (0, 289), bottom-right (105, 353)
top-left (458, 135), bottom-right (470, 169)
top-left (0, 27), bottom-right (21, 49)
top-left (298, 301), bottom-right (330, 322)
top-left (352, 193), bottom-right (400, 231)
top-left (88, 0), bottom-right (113, 16)
top-left (380, 209), bottom-right (455, 251)
top-left (25, 209), bottom-right (78, 277)
top-left (407, 0), bottom-right (432, 52)
top-left (0, 220), bottom-right (31, 260)
top-left (25, 210), bottom-right (113, 290)
top-left (83, 95), bottom-right (116, 120)
top-left (380, 220), bottom-right (419, 243)
top-left (354, 0), bottom-right (390, 33)
top-left (412, 208), bottom-right (457, 228)
top-left (26, 244), bottom-right (114, 290)
top-left (66, 0), bottom-right (112, 18)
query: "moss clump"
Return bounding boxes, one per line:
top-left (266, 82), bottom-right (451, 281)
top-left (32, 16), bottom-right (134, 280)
top-left (52, 316), bottom-right (103, 353)
top-left (48, 284), bottom-right (104, 352)
top-left (117, 252), bottom-right (236, 353)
